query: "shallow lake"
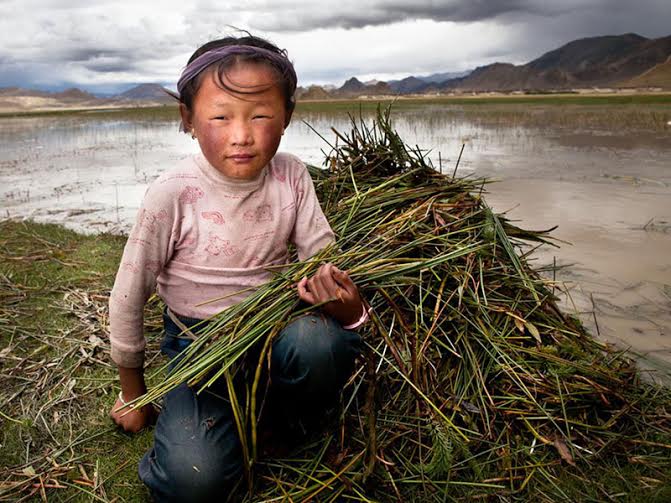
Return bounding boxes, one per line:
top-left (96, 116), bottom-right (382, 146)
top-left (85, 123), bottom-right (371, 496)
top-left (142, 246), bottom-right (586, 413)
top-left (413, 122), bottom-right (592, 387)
top-left (1, 104), bottom-right (670, 373)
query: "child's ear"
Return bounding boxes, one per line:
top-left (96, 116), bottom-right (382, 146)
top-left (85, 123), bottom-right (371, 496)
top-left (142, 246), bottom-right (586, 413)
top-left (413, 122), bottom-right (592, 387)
top-left (179, 103), bottom-right (193, 133)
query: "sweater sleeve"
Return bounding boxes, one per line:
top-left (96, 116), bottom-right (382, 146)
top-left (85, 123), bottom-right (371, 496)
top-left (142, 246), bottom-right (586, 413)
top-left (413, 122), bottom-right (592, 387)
top-left (290, 160), bottom-right (335, 261)
top-left (108, 181), bottom-right (180, 368)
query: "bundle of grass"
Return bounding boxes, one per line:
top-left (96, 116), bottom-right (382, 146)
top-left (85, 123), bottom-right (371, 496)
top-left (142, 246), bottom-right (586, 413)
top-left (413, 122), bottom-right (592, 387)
top-left (133, 108), bottom-right (670, 501)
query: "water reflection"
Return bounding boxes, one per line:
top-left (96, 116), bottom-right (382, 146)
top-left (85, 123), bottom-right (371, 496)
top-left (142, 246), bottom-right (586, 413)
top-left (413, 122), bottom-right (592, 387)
top-left (1, 108), bottom-right (669, 232)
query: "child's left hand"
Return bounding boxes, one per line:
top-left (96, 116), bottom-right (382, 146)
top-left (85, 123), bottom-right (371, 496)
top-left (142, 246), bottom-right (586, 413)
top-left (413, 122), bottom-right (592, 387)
top-left (297, 263), bottom-right (365, 327)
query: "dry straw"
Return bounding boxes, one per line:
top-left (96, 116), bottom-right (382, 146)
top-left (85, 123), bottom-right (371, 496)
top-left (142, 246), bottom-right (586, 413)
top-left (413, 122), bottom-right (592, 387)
top-left (130, 107), bottom-right (670, 500)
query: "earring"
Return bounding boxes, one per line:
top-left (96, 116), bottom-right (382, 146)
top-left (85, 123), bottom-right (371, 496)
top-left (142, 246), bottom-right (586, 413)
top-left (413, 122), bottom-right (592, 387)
top-left (191, 128), bottom-right (197, 140)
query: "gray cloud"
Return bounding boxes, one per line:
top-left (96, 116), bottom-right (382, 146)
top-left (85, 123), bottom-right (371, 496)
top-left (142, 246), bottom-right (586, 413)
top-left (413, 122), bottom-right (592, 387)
top-left (82, 58), bottom-right (137, 73)
top-left (0, 2), bottom-right (197, 90)
top-left (0, 0), bottom-right (669, 92)
top-left (245, 0), bottom-right (593, 32)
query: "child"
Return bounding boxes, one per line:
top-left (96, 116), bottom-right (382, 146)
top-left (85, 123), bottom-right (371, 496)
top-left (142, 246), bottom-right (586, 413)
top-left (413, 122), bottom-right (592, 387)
top-left (108, 34), bottom-right (368, 501)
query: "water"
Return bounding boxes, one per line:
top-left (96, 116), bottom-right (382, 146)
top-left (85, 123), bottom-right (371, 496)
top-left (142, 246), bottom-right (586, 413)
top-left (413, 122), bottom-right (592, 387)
top-left (1, 105), bottom-right (670, 371)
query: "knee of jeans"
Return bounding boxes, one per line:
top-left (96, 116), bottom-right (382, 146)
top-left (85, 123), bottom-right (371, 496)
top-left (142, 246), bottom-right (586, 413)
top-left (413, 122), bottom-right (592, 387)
top-left (271, 314), bottom-right (361, 395)
top-left (155, 444), bottom-right (242, 501)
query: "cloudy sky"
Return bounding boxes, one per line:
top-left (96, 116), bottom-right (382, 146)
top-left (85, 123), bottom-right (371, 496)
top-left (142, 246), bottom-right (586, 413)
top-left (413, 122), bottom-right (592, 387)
top-left (1, 0), bottom-right (669, 94)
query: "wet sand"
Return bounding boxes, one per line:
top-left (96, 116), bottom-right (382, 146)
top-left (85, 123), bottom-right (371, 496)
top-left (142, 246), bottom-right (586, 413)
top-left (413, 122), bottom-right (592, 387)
top-left (1, 106), bottom-right (670, 373)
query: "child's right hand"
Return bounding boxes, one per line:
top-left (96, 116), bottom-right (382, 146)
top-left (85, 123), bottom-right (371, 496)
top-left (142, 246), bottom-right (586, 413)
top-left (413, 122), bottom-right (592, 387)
top-left (297, 263), bottom-right (365, 327)
top-left (110, 396), bottom-right (157, 433)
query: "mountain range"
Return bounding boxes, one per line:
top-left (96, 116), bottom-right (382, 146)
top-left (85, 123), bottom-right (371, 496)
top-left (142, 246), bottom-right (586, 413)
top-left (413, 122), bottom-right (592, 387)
top-left (443, 33), bottom-right (671, 92)
top-left (0, 83), bottom-right (175, 113)
top-left (319, 33), bottom-right (671, 97)
top-left (1, 33), bottom-right (669, 112)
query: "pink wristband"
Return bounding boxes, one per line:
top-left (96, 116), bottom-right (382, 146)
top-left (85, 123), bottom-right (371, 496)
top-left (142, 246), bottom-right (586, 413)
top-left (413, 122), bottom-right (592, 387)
top-left (343, 304), bottom-right (371, 330)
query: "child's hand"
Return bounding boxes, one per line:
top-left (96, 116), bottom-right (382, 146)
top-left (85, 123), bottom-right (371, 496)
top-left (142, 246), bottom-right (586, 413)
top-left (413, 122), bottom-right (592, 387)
top-left (297, 263), bottom-right (365, 327)
top-left (110, 396), bottom-right (157, 433)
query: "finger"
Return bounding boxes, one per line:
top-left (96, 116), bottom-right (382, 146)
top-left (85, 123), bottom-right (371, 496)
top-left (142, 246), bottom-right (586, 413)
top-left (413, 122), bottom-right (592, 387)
top-left (332, 267), bottom-right (357, 295)
top-left (297, 277), bottom-right (316, 304)
top-left (319, 266), bottom-right (341, 298)
top-left (325, 266), bottom-right (350, 301)
top-left (315, 263), bottom-right (333, 284)
top-left (111, 399), bottom-right (126, 416)
top-left (320, 262), bottom-right (335, 277)
top-left (308, 275), bottom-right (330, 303)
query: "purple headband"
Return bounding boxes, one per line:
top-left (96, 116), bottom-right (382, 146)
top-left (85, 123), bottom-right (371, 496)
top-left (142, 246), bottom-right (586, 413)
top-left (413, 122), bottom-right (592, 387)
top-left (176, 45), bottom-right (297, 102)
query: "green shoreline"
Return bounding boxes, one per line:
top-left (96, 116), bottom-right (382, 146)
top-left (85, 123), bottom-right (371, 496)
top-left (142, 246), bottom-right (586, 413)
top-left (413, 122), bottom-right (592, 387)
top-left (1, 92), bottom-right (671, 119)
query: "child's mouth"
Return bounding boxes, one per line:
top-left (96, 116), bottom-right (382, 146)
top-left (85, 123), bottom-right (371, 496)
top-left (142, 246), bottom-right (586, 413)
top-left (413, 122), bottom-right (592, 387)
top-left (229, 154), bottom-right (255, 163)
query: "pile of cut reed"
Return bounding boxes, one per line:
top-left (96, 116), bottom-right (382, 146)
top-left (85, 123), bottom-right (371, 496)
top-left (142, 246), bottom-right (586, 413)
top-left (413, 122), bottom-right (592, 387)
top-left (134, 108), bottom-right (670, 500)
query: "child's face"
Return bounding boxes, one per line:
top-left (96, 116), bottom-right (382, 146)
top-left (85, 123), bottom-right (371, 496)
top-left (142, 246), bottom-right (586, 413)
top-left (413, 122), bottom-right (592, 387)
top-left (181, 61), bottom-right (289, 180)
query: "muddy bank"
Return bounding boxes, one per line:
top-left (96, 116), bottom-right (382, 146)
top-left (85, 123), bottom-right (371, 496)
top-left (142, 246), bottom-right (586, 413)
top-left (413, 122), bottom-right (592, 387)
top-left (486, 178), bottom-right (671, 373)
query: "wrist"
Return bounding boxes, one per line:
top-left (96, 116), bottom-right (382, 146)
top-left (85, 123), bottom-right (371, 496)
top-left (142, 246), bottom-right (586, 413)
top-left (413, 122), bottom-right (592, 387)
top-left (118, 391), bottom-right (152, 413)
top-left (118, 391), bottom-right (130, 406)
top-left (342, 303), bottom-right (371, 330)
top-left (118, 366), bottom-right (147, 400)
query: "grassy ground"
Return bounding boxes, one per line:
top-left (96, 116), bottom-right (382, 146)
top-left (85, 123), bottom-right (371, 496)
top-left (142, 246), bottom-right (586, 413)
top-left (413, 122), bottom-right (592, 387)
top-left (1, 219), bottom-right (670, 502)
top-left (0, 220), bottom-right (164, 502)
top-left (2, 94), bottom-right (669, 133)
top-left (297, 92), bottom-right (671, 108)
top-left (1, 92), bottom-right (670, 114)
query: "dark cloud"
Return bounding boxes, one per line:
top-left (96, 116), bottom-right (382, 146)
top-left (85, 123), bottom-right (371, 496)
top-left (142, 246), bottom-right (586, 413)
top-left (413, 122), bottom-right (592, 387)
top-left (66, 48), bottom-right (126, 63)
top-left (248, 0), bottom-right (575, 32)
top-left (248, 0), bottom-right (671, 35)
top-left (64, 47), bottom-right (158, 71)
top-left (82, 59), bottom-right (136, 73)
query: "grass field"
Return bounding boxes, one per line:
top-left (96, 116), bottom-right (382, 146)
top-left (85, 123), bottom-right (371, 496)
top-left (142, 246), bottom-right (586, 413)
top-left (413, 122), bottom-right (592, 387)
top-left (0, 221), bottom-right (161, 501)
top-left (1, 92), bottom-right (671, 115)
top-left (2, 94), bottom-right (670, 134)
top-left (297, 92), bottom-right (671, 109)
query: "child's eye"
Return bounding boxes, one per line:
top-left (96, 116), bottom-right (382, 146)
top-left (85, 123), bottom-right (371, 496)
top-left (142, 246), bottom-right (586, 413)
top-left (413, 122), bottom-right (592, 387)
top-left (213, 116), bottom-right (229, 120)
top-left (253, 115), bottom-right (272, 120)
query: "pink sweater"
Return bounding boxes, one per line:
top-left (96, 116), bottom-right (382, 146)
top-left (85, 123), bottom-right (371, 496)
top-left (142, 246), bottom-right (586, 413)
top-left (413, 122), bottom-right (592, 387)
top-left (109, 152), bottom-right (335, 367)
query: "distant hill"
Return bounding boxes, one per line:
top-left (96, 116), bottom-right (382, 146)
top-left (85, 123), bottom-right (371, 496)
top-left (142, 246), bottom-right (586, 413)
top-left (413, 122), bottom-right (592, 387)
top-left (415, 71), bottom-right (470, 83)
top-left (338, 77), bottom-right (367, 95)
top-left (389, 76), bottom-right (430, 94)
top-left (53, 88), bottom-right (98, 101)
top-left (0, 84), bottom-right (175, 113)
top-left (620, 55), bottom-right (671, 88)
top-left (0, 87), bottom-right (52, 98)
top-left (0, 87), bottom-right (98, 101)
top-left (116, 83), bottom-right (174, 102)
top-left (296, 85), bottom-right (331, 100)
top-left (442, 33), bottom-right (671, 91)
top-left (332, 77), bottom-right (394, 97)
top-left (365, 81), bottom-right (393, 95)
top-left (386, 71), bottom-right (471, 92)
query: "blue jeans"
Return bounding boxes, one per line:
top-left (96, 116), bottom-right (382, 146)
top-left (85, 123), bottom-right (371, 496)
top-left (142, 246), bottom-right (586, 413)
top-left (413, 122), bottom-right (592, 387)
top-left (138, 310), bottom-right (362, 502)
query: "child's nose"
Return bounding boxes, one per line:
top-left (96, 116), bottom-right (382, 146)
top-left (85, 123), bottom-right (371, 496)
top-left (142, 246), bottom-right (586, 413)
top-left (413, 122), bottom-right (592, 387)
top-left (230, 120), bottom-right (253, 146)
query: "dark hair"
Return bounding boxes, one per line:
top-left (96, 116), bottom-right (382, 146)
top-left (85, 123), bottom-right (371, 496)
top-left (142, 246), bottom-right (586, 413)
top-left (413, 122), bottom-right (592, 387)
top-left (179, 34), bottom-right (297, 120)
